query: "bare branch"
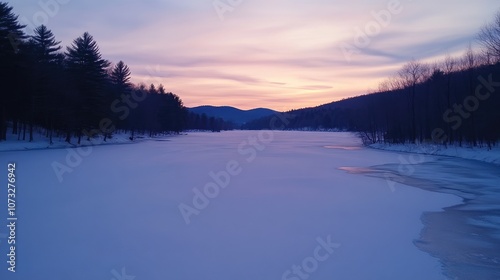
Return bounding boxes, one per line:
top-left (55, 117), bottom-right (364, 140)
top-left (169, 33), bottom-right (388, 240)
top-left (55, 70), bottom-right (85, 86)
top-left (477, 11), bottom-right (500, 62)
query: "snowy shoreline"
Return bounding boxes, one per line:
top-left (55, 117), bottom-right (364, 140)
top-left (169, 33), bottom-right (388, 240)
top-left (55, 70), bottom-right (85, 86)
top-left (0, 131), bottom-right (182, 153)
top-left (2, 130), bottom-right (500, 167)
top-left (369, 142), bottom-right (500, 166)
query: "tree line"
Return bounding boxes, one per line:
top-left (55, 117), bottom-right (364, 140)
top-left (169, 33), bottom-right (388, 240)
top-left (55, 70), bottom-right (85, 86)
top-left (0, 2), bottom-right (197, 144)
top-left (245, 11), bottom-right (500, 148)
top-left (186, 112), bottom-right (235, 132)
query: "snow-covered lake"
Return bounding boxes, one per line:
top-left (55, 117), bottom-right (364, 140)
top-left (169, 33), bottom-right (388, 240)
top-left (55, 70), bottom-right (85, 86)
top-left (0, 131), bottom-right (498, 279)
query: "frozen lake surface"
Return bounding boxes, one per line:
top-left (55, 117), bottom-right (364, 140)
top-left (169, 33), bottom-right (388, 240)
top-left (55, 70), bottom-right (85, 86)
top-left (0, 131), bottom-right (497, 279)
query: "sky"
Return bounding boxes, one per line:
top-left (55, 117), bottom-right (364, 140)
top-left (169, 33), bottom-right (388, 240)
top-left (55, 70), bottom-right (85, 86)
top-left (9, 0), bottom-right (500, 111)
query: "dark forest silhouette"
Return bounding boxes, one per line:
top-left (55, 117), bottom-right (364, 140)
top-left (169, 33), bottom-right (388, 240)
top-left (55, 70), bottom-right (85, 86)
top-left (0, 2), bottom-right (230, 144)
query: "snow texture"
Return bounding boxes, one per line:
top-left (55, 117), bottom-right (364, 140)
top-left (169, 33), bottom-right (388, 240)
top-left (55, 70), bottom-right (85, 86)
top-left (0, 131), bottom-right (477, 280)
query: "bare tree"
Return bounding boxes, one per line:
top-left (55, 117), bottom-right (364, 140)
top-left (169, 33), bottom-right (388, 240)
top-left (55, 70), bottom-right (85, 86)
top-left (474, 50), bottom-right (495, 66)
top-left (477, 10), bottom-right (500, 62)
top-left (442, 54), bottom-right (456, 75)
top-left (377, 80), bottom-right (390, 92)
top-left (378, 75), bottom-right (405, 92)
top-left (397, 59), bottom-right (430, 88)
top-left (459, 44), bottom-right (480, 71)
top-left (397, 59), bottom-right (430, 142)
top-left (460, 44), bottom-right (480, 145)
top-left (442, 54), bottom-right (456, 120)
top-left (429, 61), bottom-right (441, 73)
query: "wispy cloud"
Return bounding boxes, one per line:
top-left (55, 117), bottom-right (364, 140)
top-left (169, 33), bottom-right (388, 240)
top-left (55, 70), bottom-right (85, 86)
top-left (11, 0), bottom-right (500, 110)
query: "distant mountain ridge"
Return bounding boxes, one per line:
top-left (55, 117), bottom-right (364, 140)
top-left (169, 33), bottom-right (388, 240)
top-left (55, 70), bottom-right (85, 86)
top-left (188, 106), bottom-right (278, 125)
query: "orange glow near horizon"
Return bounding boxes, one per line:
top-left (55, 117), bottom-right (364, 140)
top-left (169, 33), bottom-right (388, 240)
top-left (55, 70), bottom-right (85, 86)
top-left (13, 0), bottom-right (498, 111)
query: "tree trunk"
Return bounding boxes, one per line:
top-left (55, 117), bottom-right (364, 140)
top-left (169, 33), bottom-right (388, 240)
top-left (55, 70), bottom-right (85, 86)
top-left (447, 78), bottom-right (453, 144)
top-left (30, 96), bottom-right (35, 142)
top-left (0, 106), bottom-right (6, 140)
top-left (65, 130), bottom-right (71, 143)
top-left (12, 119), bottom-right (18, 135)
top-left (29, 123), bottom-right (33, 142)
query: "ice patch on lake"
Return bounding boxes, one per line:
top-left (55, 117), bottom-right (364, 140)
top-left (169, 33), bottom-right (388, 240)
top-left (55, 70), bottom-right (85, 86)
top-left (324, 145), bottom-right (362, 150)
top-left (341, 156), bottom-right (500, 280)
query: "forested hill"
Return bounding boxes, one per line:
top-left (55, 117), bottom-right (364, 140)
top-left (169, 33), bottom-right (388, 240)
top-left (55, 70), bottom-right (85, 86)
top-left (189, 106), bottom-right (277, 125)
top-left (244, 61), bottom-right (500, 147)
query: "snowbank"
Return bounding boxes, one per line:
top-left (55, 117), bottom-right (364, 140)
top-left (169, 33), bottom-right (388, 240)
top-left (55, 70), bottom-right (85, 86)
top-left (0, 128), bottom-right (179, 152)
top-left (369, 142), bottom-right (500, 165)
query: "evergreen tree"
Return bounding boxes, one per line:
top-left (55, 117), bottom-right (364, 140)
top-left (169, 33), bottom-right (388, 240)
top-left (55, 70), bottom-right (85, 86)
top-left (65, 32), bottom-right (110, 143)
top-left (0, 2), bottom-right (25, 56)
top-left (31, 25), bottom-right (61, 63)
top-left (110, 60), bottom-right (132, 93)
top-left (0, 2), bottom-right (26, 140)
top-left (110, 61), bottom-right (133, 130)
top-left (29, 25), bottom-right (63, 142)
top-left (149, 84), bottom-right (158, 95)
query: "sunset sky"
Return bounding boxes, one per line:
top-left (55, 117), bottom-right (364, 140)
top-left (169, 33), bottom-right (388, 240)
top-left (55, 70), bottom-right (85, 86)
top-left (11, 0), bottom-right (500, 111)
